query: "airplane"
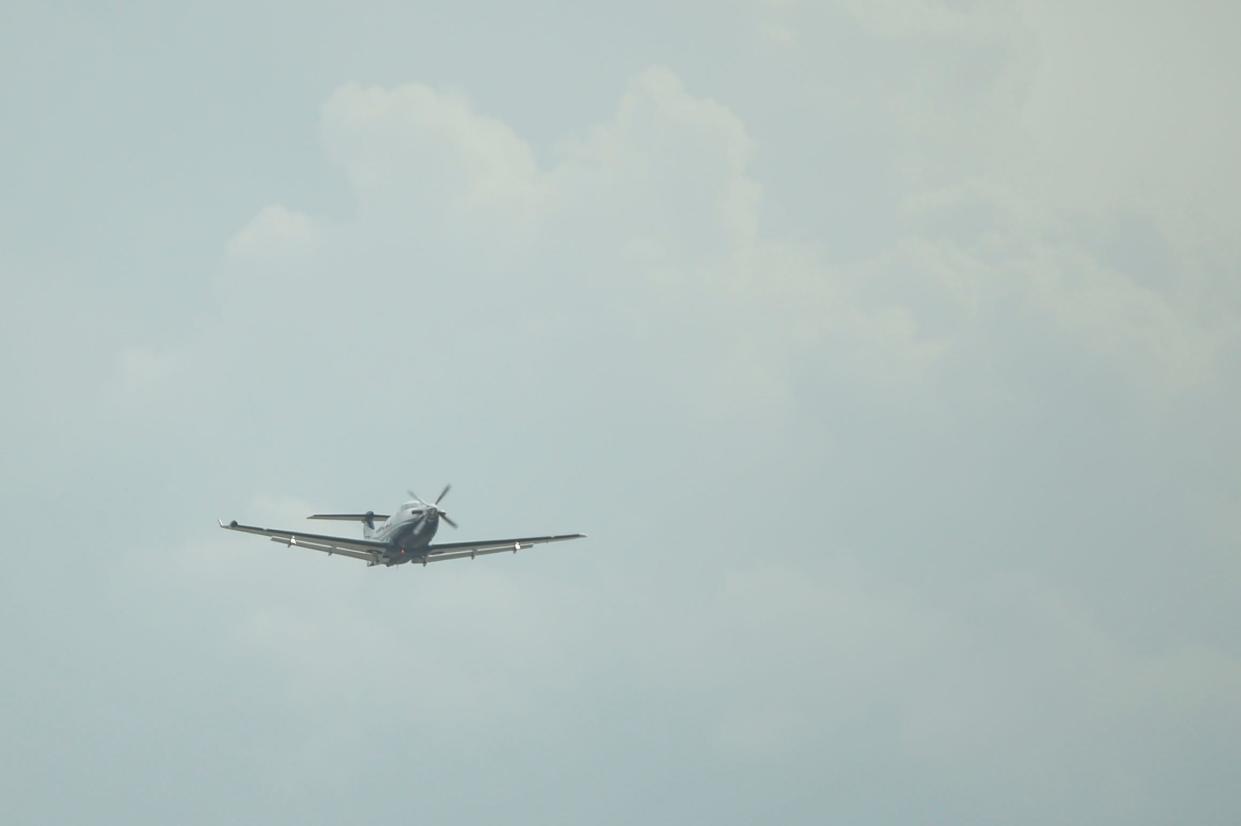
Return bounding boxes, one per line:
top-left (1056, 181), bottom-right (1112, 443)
top-left (218, 484), bottom-right (585, 567)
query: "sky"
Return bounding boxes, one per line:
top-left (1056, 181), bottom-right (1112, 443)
top-left (2, 1), bottom-right (1239, 823)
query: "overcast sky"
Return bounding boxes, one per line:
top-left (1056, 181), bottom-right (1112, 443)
top-left (2, 2), bottom-right (1239, 824)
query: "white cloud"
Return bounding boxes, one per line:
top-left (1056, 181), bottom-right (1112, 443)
top-left (191, 59), bottom-right (1238, 820)
top-left (208, 66), bottom-right (961, 460)
top-left (1016, 2), bottom-right (1241, 245)
top-left (322, 82), bottom-right (545, 231)
top-left (789, 0), bottom-right (1241, 393)
top-left (116, 346), bottom-right (179, 391)
top-left (676, 558), bottom-right (1241, 818)
top-left (298, 51), bottom-right (1238, 404)
top-left (10, 4), bottom-right (1241, 823)
top-left (550, 66), bottom-right (760, 250)
top-left (1021, 242), bottom-right (1230, 390)
top-left (835, 0), bottom-right (1019, 41)
top-left (227, 204), bottom-right (318, 259)
top-left (761, 22), bottom-right (797, 47)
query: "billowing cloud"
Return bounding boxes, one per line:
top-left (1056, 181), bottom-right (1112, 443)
top-left (322, 82), bottom-right (545, 234)
top-left (227, 204), bottom-right (318, 259)
top-left (115, 345), bottom-right (179, 391)
top-left (265, 67), bottom-right (952, 422)
top-left (6, 4), bottom-right (1240, 823)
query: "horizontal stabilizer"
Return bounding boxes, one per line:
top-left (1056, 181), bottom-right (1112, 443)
top-left (307, 512), bottom-right (389, 522)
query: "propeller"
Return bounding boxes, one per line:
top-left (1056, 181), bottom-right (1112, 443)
top-left (407, 484), bottom-right (458, 529)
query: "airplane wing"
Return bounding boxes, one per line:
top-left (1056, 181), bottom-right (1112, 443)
top-left (218, 519), bottom-right (387, 563)
top-left (423, 533), bottom-right (586, 563)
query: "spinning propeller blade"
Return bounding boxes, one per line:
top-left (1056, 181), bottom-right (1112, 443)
top-left (409, 485), bottom-right (457, 528)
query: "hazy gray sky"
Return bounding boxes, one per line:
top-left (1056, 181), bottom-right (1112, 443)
top-left (3, 2), bottom-right (1239, 823)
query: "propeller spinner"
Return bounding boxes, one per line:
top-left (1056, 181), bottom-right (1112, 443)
top-left (407, 484), bottom-right (458, 529)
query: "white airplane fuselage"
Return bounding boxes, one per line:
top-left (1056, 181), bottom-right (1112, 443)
top-left (370, 503), bottom-right (443, 564)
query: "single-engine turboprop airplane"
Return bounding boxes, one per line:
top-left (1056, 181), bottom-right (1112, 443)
top-left (219, 485), bottom-right (585, 567)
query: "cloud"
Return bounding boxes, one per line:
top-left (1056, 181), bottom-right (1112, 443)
top-left (227, 204), bottom-right (317, 259)
top-left (8, 5), bottom-right (1241, 823)
top-left (761, 22), bottom-right (797, 47)
top-left (800, 1), bottom-right (1241, 393)
top-left (1016, 3), bottom-right (1241, 243)
top-left (685, 559), bottom-right (1241, 820)
top-left (291, 67), bottom-right (948, 423)
top-left (322, 82), bottom-right (544, 231)
top-left (835, 0), bottom-right (1019, 40)
top-left (115, 346), bottom-right (179, 391)
top-left (32, 40), bottom-right (1232, 826)
top-left (290, 53), bottom-right (1237, 407)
